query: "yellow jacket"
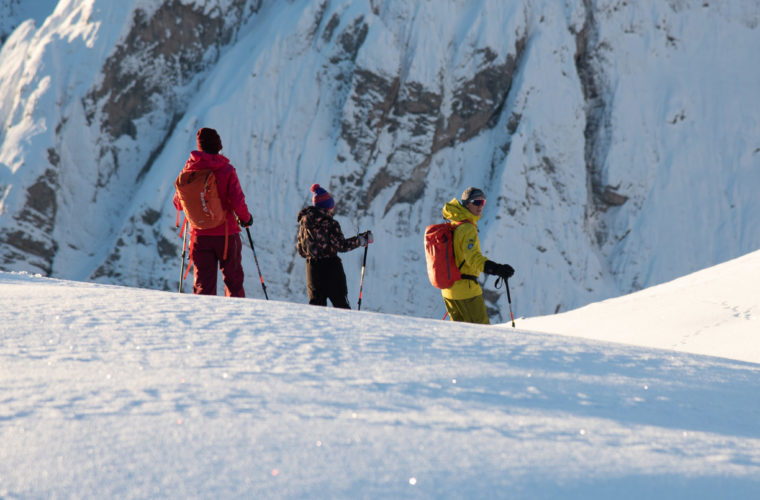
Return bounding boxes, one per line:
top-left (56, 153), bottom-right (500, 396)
top-left (440, 198), bottom-right (488, 300)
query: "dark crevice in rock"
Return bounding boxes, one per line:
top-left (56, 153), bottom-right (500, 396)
top-left (141, 208), bottom-right (161, 226)
top-left (575, 1), bottom-right (624, 252)
top-left (341, 69), bottom-right (402, 165)
top-left (575, 1), bottom-right (627, 222)
top-left (380, 37), bottom-right (527, 214)
top-left (308, 1), bottom-right (329, 42)
top-left (155, 232), bottom-right (177, 259)
top-left (323, 13), bottom-right (341, 43)
top-left (0, 168), bottom-right (59, 274)
top-left (91, 238), bottom-right (125, 280)
top-left (339, 16), bottom-right (368, 62)
top-left (330, 15), bottom-right (368, 64)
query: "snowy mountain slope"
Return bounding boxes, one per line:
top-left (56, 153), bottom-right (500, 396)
top-left (1, 270), bottom-right (760, 499)
top-left (0, 0), bottom-right (57, 44)
top-left (519, 249), bottom-right (760, 364)
top-left (1, 0), bottom-right (759, 320)
top-left (0, 0), bottom-right (264, 281)
top-left (581, 0), bottom-right (760, 292)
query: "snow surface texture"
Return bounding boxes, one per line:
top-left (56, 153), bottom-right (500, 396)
top-left (520, 250), bottom-right (760, 364)
top-left (1, 0), bottom-right (759, 321)
top-left (1, 252), bottom-right (759, 498)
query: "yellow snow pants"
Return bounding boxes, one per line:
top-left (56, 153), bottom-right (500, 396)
top-left (443, 295), bottom-right (490, 324)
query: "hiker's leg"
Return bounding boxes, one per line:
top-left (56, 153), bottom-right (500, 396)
top-left (220, 234), bottom-right (245, 298)
top-left (443, 297), bottom-right (464, 322)
top-left (460, 295), bottom-right (490, 324)
top-left (306, 260), bottom-right (328, 306)
top-left (443, 295), bottom-right (490, 324)
top-left (326, 259), bottom-right (350, 309)
top-left (329, 292), bottom-right (351, 309)
top-left (191, 235), bottom-right (218, 295)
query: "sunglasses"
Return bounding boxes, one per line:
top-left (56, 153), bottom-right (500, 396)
top-left (468, 199), bottom-right (486, 207)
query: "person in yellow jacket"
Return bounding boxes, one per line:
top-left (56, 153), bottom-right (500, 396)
top-left (441, 187), bottom-right (515, 324)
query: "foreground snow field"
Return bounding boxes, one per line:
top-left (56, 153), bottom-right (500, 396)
top-left (1, 258), bottom-right (759, 499)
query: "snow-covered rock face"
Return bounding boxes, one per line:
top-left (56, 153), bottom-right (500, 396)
top-left (1, 0), bottom-right (759, 319)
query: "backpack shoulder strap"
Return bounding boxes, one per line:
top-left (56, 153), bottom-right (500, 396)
top-left (450, 220), bottom-right (473, 270)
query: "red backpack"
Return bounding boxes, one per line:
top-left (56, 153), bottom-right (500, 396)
top-left (424, 220), bottom-right (471, 289)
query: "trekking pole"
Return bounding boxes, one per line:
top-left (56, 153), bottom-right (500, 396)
top-left (178, 220), bottom-right (188, 293)
top-left (495, 276), bottom-right (516, 327)
top-left (244, 227), bottom-right (269, 300)
top-left (505, 277), bottom-right (516, 328)
top-left (357, 239), bottom-right (369, 310)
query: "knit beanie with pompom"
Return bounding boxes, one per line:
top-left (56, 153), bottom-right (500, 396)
top-left (311, 184), bottom-right (335, 210)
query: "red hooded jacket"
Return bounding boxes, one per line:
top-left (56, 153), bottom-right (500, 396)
top-left (174, 151), bottom-right (251, 237)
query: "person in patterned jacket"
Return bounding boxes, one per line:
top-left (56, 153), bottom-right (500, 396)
top-left (296, 184), bottom-right (373, 308)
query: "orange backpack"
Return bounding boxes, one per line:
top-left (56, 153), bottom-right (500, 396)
top-left (174, 169), bottom-right (230, 276)
top-left (424, 220), bottom-right (471, 289)
top-left (174, 169), bottom-right (226, 230)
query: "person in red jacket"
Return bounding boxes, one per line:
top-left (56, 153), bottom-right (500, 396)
top-left (174, 128), bottom-right (253, 297)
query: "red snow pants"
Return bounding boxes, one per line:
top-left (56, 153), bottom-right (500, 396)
top-left (191, 234), bottom-right (245, 297)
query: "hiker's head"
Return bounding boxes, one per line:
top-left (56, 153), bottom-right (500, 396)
top-left (197, 127), bottom-right (223, 154)
top-left (461, 187), bottom-right (486, 216)
top-left (311, 183), bottom-right (335, 211)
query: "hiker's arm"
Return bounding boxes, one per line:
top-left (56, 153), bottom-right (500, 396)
top-left (227, 169), bottom-right (252, 223)
top-left (329, 220), bottom-right (361, 252)
top-left (454, 224), bottom-right (488, 273)
top-left (296, 224), bottom-right (310, 258)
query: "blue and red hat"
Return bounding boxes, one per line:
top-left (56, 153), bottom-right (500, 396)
top-left (311, 184), bottom-right (335, 210)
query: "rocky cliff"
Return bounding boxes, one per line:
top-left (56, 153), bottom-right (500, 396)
top-left (1, 0), bottom-right (758, 319)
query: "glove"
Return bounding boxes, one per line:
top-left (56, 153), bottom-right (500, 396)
top-left (240, 215), bottom-right (253, 228)
top-left (357, 230), bottom-right (374, 246)
top-left (484, 260), bottom-right (514, 279)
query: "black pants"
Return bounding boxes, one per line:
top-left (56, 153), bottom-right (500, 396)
top-left (306, 257), bottom-right (350, 308)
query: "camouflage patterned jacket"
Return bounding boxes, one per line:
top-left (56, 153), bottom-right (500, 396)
top-left (296, 206), bottom-right (361, 261)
